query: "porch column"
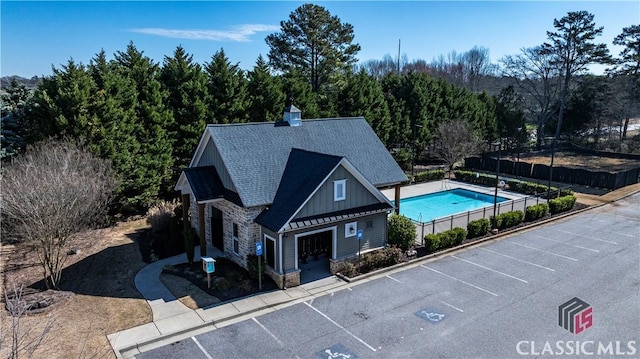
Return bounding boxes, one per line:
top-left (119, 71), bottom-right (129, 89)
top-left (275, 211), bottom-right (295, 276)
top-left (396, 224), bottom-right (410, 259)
top-left (181, 193), bottom-right (190, 232)
top-left (198, 203), bottom-right (206, 256)
top-left (394, 184), bottom-right (401, 215)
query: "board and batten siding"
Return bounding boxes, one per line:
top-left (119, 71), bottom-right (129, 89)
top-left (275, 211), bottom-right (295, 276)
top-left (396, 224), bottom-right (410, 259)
top-left (261, 227), bottom-right (280, 273)
top-left (195, 139), bottom-right (237, 193)
top-left (335, 213), bottom-right (387, 259)
top-left (294, 165), bottom-right (381, 220)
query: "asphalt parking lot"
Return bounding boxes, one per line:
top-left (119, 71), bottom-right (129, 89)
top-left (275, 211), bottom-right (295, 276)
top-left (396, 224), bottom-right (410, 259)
top-left (137, 193), bottom-right (639, 359)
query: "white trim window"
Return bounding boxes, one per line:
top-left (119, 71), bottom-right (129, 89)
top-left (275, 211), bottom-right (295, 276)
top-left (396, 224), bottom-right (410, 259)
top-left (334, 179), bottom-right (346, 201)
top-left (232, 222), bottom-right (239, 254)
top-left (345, 221), bottom-right (358, 238)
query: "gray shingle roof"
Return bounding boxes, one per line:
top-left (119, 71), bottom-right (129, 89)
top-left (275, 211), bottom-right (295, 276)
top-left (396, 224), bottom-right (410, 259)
top-left (254, 149), bottom-right (343, 232)
top-left (183, 166), bottom-right (243, 206)
top-left (206, 117), bottom-right (408, 207)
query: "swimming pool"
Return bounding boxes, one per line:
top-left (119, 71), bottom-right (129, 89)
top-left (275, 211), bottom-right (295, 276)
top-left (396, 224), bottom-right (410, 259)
top-left (396, 188), bottom-right (508, 222)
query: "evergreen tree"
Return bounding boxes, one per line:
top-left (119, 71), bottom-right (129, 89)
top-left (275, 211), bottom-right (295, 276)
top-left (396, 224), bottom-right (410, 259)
top-left (26, 59), bottom-right (95, 143)
top-left (205, 48), bottom-right (249, 124)
top-left (266, 3), bottom-right (361, 92)
top-left (88, 50), bottom-right (142, 212)
top-left (281, 68), bottom-right (320, 118)
top-left (496, 85), bottom-right (527, 151)
top-left (115, 42), bottom-right (174, 210)
top-left (1, 79), bottom-right (30, 160)
top-left (336, 70), bottom-right (391, 146)
top-left (246, 55), bottom-right (286, 122)
top-left (161, 45), bottom-right (208, 178)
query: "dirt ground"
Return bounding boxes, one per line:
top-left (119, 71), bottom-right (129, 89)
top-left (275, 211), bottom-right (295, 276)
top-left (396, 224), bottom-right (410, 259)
top-left (0, 219), bottom-right (153, 359)
top-left (519, 151), bottom-right (640, 172)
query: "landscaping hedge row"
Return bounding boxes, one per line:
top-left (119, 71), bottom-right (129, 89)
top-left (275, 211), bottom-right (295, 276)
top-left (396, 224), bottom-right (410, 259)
top-left (491, 210), bottom-right (525, 230)
top-left (467, 218), bottom-right (490, 239)
top-left (525, 203), bottom-right (549, 221)
top-left (425, 227), bottom-right (467, 252)
top-left (453, 170), bottom-right (573, 197)
top-left (549, 194), bottom-right (577, 214)
top-left (414, 170), bottom-right (445, 183)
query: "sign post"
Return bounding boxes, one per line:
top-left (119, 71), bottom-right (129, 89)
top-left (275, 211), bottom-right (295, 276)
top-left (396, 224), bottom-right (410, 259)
top-left (201, 257), bottom-right (216, 288)
top-left (357, 230), bottom-right (363, 260)
top-left (256, 242), bottom-right (263, 290)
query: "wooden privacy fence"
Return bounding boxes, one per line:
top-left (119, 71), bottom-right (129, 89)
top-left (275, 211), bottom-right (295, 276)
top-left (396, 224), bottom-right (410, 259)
top-left (411, 195), bottom-right (546, 246)
top-left (465, 156), bottom-right (640, 190)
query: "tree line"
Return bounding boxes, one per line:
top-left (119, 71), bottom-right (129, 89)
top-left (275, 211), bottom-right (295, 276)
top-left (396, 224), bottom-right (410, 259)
top-left (2, 4), bottom-right (639, 215)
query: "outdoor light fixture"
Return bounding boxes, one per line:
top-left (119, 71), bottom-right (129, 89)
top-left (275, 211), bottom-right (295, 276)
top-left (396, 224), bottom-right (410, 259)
top-left (492, 141), bottom-right (502, 230)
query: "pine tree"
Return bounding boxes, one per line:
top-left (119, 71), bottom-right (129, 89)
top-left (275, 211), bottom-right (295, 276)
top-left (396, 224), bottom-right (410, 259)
top-left (205, 48), bottom-right (249, 124)
top-left (281, 68), bottom-right (320, 118)
top-left (336, 70), bottom-right (391, 146)
top-left (160, 45), bottom-right (208, 179)
top-left (1, 79), bottom-right (30, 160)
top-left (246, 55), bottom-right (286, 122)
top-left (115, 42), bottom-right (174, 210)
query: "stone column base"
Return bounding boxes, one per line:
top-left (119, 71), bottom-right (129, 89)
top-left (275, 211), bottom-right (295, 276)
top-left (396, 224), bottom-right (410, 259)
top-left (265, 267), bottom-right (301, 289)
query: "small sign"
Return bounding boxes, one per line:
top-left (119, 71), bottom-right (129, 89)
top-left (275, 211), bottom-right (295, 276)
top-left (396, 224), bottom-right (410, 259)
top-left (357, 229), bottom-right (363, 240)
top-left (256, 242), bottom-right (263, 256)
top-left (202, 256), bottom-right (216, 273)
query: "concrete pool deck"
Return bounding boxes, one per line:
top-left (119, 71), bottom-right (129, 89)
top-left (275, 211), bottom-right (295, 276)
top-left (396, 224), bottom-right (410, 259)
top-left (381, 179), bottom-right (526, 202)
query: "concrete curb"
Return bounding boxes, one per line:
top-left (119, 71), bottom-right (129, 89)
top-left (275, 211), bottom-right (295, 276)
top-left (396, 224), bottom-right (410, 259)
top-left (114, 188), bottom-right (640, 358)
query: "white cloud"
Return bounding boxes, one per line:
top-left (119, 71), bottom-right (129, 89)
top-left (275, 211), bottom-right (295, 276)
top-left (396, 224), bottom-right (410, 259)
top-left (129, 24), bottom-right (279, 42)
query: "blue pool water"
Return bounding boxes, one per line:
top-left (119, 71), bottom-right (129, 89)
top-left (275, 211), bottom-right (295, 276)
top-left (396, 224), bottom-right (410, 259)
top-left (396, 188), bottom-right (508, 222)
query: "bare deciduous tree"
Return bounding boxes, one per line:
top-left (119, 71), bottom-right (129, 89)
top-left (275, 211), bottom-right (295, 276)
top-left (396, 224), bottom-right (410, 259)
top-left (430, 118), bottom-right (484, 177)
top-left (1, 283), bottom-right (57, 359)
top-left (1, 139), bottom-right (115, 289)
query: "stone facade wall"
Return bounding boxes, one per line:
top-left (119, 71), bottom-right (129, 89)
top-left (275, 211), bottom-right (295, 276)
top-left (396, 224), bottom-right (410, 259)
top-left (211, 200), bottom-right (264, 270)
top-left (264, 267), bottom-right (300, 289)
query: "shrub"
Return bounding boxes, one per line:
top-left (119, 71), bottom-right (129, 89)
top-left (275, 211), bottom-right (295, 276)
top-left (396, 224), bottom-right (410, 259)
top-left (491, 210), bottom-right (524, 230)
top-left (147, 200), bottom-right (180, 233)
top-left (392, 148), bottom-right (412, 171)
top-left (424, 233), bottom-right (441, 252)
top-left (549, 195), bottom-right (576, 214)
top-left (359, 246), bottom-right (403, 274)
top-left (184, 228), bottom-right (195, 264)
top-left (246, 254), bottom-right (266, 281)
top-left (414, 170), bottom-right (445, 183)
top-left (388, 214), bottom-right (416, 250)
top-left (453, 170), bottom-right (562, 196)
top-left (467, 218), bottom-right (490, 239)
top-left (424, 227), bottom-right (466, 252)
top-left (525, 203), bottom-right (549, 222)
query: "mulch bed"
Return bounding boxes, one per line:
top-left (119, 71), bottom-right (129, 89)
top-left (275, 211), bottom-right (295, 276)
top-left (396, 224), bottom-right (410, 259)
top-left (161, 257), bottom-right (278, 302)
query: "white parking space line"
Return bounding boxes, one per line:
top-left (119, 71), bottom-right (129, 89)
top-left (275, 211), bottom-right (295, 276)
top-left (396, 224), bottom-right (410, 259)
top-left (439, 300), bottom-right (464, 313)
top-left (451, 255), bottom-right (528, 283)
top-left (191, 337), bottom-right (213, 359)
top-left (386, 275), bottom-right (402, 283)
top-left (303, 301), bottom-right (377, 352)
top-left (549, 228), bottom-right (618, 244)
top-left (530, 234), bottom-right (600, 253)
top-left (506, 241), bottom-right (579, 261)
top-left (612, 231), bottom-right (637, 238)
top-left (478, 247), bottom-right (555, 272)
top-left (252, 318), bottom-right (302, 359)
top-left (420, 265), bottom-right (499, 297)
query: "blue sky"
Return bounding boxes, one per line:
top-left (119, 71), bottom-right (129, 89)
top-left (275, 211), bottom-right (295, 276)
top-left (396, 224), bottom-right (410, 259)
top-left (2, 1), bottom-right (638, 78)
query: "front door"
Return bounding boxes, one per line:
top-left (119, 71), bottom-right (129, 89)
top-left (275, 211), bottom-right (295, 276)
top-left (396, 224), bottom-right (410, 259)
top-left (211, 207), bottom-right (224, 251)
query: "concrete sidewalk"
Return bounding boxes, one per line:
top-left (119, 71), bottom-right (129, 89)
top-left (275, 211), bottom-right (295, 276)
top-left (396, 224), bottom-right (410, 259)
top-left (107, 247), bottom-right (349, 359)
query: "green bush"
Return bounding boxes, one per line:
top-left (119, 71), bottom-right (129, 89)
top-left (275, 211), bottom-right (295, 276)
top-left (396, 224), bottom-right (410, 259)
top-left (414, 170), bottom-right (445, 183)
top-left (525, 203), bottom-right (549, 222)
top-left (491, 210), bottom-right (524, 230)
top-left (246, 254), bottom-right (266, 281)
top-left (548, 195), bottom-right (576, 214)
top-left (454, 170), bottom-right (564, 197)
top-left (467, 218), bottom-right (490, 239)
top-left (184, 228), bottom-right (195, 264)
top-left (388, 214), bottom-right (417, 250)
top-left (424, 233), bottom-right (441, 252)
top-left (424, 227), bottom-right (467, 252)
top-left (393, 148), bottom-right (412, 171)
top-left (359, 246), bottom-right (403, 274)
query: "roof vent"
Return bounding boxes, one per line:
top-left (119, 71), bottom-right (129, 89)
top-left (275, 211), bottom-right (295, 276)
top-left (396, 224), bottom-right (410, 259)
top-left (283, 104), bottom-right (302, 127)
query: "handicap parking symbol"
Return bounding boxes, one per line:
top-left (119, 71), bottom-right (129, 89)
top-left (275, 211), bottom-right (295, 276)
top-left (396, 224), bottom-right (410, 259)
top-left (317, 343), bottom-right (357, 359)
top-left (415, 307), bottom-right (447, 324)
